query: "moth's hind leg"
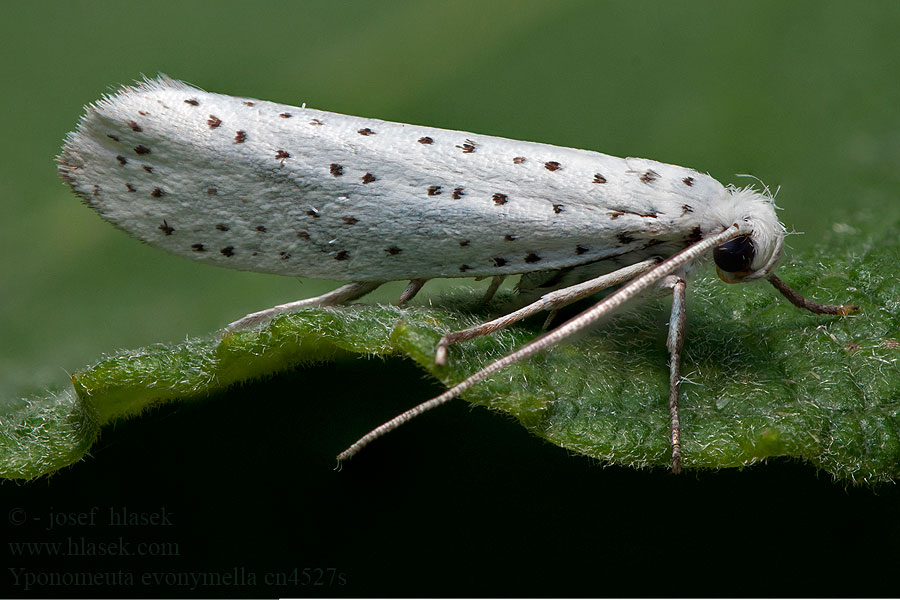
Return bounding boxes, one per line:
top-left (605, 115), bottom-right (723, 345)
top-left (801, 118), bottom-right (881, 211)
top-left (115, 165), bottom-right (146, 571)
top-left (397, 279), bottom-right (429, 305)
top-left (433, 258), bottom-right (660, 366)
top-left (478, 275), bottom-right (507, 304)
top-left (226, 281), bottom-right (383, 330)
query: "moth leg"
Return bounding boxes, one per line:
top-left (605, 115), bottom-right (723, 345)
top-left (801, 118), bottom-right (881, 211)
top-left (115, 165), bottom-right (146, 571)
top-left (398, 279), bottom-right (429, 305)
top-left (338, 226), bottom-right (746, 463)
top-left (661, 274), bottom-right (687, 474)
top-left (226, 281), bottom-right (383, 330)
top-left (541, 309), bottom-right (559, 331)
top-left (481, 275), bottom-right (506, 304)
top-left (434, 258), bottom-right (659, 366)
top-left (767, 274), bottom-right (859, 315)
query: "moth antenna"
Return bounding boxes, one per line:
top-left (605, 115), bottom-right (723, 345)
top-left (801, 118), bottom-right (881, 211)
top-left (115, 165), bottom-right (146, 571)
top-left (336, 224), bottom-right (747, 462)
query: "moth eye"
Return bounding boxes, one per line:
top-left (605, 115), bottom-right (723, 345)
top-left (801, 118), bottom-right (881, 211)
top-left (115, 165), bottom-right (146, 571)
top-left (714, 235), bottom-right (756, 273)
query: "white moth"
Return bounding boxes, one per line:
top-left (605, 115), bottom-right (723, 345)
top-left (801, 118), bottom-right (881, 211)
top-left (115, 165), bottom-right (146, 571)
top-left (58, 76), bottom-right (856, 472)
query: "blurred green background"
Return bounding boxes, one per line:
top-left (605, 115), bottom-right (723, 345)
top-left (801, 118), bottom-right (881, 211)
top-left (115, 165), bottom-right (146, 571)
top-left (2, 1), bottom-right (899, 596)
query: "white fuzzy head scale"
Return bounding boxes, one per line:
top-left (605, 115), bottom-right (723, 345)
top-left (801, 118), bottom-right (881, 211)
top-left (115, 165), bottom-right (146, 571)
top-left (713, 185), bottom-right (785, 283)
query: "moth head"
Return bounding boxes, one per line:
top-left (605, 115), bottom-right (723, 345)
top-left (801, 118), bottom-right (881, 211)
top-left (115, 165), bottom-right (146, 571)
top-left (714, 186), bottom-right (785, 284)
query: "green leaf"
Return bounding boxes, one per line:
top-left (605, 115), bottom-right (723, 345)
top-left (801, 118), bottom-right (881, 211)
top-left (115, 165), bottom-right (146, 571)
top-left (2, 221), bottom-right (897, 482)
